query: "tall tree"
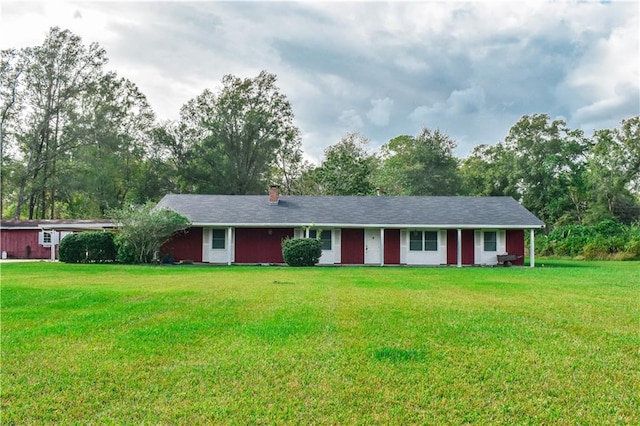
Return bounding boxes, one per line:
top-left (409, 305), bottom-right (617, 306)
top-left (271, 126), bottom-right (305, 195)
top-left (0, 48), bottom-right (27, 218)
top-left (178, 71), bottom-right (302, 194)
top-left (504, 114), bottom-right (592, 227)
top-left (135, 121), bottom-right (189, 202)
top-left (60, 72), bottom-right (155, 216)
top-left (376, 128), bottom-right (461, 195)
top-left (9, 27), bottom-right (107, 219)
top-left (309, 132), bottom-right (377, 195)
top-left (586, 116), bottom-right (640, 224)
top-left (459, 143), bottom-right (518, 197)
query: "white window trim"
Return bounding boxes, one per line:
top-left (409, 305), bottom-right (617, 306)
top-left (409, 230), bottom-right (439, 252)
top-left (211, 228), bottom-right (226, 250)
top-left (38, 230), bottom-right (59, 246)
top-left (483, 230), bottom-right (498, 252)
top-left (309, 228), bottom-right (332, 251)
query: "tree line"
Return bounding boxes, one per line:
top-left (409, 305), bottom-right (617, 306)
top-left (2, 27), bottom-right (639, 232)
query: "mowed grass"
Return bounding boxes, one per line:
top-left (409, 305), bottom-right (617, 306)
top-left (1, 261), bottom-right (639, 424)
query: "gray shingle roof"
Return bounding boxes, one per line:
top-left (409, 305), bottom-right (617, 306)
top-left (156, 195), bottom-right (544, 228)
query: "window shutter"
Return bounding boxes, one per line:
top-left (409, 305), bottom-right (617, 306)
top-left (400, 230), bottom-right (407, 264)
top-left (202, 228), bottom-right (210, 262)
top-left (498, 230), bottom-right (506, 253)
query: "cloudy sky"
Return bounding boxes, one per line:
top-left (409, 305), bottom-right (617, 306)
top-left (1, 1), bottom-right (638, 163)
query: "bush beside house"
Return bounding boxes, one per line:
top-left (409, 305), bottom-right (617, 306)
top-left (110, 205), bottom-right (191, 264)
top-left (59, 232), bottom-right (117, 263)
top-left (282, 238), bottom-right (322, 266)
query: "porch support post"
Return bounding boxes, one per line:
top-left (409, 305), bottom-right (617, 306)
top-left (380, 228), bottom-right (385, 266)
top-left (457, 228), bottom-right (462, 268)
top-left (227, 227), bottom-right (233, 266)
top-left (305, 227), bottom-right (309, 238)
top-left (50, 229), bottom-right (56, 261)
top-left (530, 228), bottom-right (535, 268)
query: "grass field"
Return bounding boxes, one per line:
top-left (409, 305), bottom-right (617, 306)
top-left (1, 260), bottom-right (639, 424)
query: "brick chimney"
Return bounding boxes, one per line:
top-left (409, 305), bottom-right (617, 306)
top-left (269, 184), bottom-right (280, 205)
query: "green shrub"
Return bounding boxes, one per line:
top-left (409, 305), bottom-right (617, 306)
top-left (546, 224), bottom-right (591, 257)
top-left (624, 228), bottom-right (640, 259)
top-left (84, 232), bottom-right (117, 262)
top-left (59, 232), bottom-right (117, 263)
top-left (540, 219), bottom-right (640, 260)
top-left (281, 238), bottom-right (322, 266)
top-left (115, 234), bottom-right (137, 264)
top-left (592, 219), bottom-right (627, 238)
top-left (58, 233), bottom-right (85, 263)
top-left (109, 205), bottom-right (190, 264)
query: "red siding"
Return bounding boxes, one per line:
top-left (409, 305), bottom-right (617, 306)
top-left (446, 229), bottom-right (475, 265)
top-left (341, 228), bottom-right (364, 264)
top-left (462, 230), bottom-right (475, 265)
top-left (0, 229), bottom-right (51, 259)
top-left (162, 227), bottom-right (203, 263)
top-left (384, 229), bottom-right (400, 265)
top-left (446, 230), bottom-right (457, 265)
top-left (235, 228), bottom-right (293, 264)
top-left (506, 229), bottom-right (525, 266)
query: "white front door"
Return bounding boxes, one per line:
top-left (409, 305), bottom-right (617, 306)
top-left (365, 229), bottom-right (381, 264)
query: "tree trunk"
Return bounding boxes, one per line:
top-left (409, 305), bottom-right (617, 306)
top-left (28, 192), bottom-right (36, 219)
top-left (50, 187), bottom-right (55, 219)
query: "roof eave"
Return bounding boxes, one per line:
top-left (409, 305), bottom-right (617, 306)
top-left (189, 222), bottom-right (545, 229)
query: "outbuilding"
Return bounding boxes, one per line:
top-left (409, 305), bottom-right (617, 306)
top-left (0, 220), bottom-right (114, 260)
top-left (157, 186), bottom-right (545, 267)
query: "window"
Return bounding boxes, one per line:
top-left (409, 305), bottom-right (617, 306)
top-left (309, 229), bottom-right (332, 250)
top-left (39, 231), bottom-right (56, 246)
top-left (212, 229), bottom-right (225, 249)
top-left (424, 231), bottom-right (438, 251)
top-left (484, 231), bottom-right (497, 252)
top-left (410, 231), bottom-right (438, 251)
top-left (409, 231), bottom-right (423, 251)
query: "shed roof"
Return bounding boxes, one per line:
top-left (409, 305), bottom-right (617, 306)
top-left (155, 194), bottom-right (544, 229)
top-left (0, 219), bottom-right (114, 230)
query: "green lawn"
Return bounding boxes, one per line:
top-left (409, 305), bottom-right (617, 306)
top-left (1, 261), bottom-right (639, 424)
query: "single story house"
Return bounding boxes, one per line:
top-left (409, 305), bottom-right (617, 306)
top-left (0, 219), bottom-right (114, 260)
top-left (157, 185), bottom-right (545, 267)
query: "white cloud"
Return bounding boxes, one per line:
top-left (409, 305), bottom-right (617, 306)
top-left (0, 2), bottom-right (135, 49)
top-left (448, 87), bottom-right (486, 114)
top-left (573, 88), bottom-right (637, 124)
top-left (366, 97), bottom-right (394, 127)
top-left (1, 1), bottom-right (637, 163)
top-left (561, 13), bottom-right (640, 126)
top-left (410, 86), bottom-right (486, 122)
top-left (393, 54), bottom-right (429, 73)
top-left (339, 109), bottom-right (364, 129)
